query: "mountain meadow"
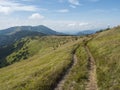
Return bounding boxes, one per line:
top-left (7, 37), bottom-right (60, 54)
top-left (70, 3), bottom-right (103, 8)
top-left (0, 25), bottom-right (120, 90)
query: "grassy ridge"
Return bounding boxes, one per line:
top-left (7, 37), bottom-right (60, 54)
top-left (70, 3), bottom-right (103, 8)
top-left (63, 42), bottom-right (88, 90)
top-left (88, 27), bottom-right (120, 90)
top-left (0, 36), bottom-right (79, 67)
top-left (0, 36), bottom-right (79, 90)
top-left (0, 26), bottom-right (120, 90)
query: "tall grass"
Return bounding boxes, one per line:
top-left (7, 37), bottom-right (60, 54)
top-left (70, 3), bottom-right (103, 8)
top-left (63, 43), bottom-right (88, 90)
top-left (0, 36), bottom-right (80, 90)
top-left (1, 36), bottom-right (79, 66)
top-left (88, 27), bottom-right (120, 90)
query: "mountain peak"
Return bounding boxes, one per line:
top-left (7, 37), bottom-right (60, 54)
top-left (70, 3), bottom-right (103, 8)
top-left (0, 25), bottom-right (60, 35)
top-left (0, 25), bottom-right (62, 47)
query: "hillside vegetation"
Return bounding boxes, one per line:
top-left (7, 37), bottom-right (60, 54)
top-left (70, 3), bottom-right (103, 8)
top-left (63, 43), bottom-right (88, 90)
top-left (0, 36), bottom-right (80, 90)
top-left (0, 26), bottom-right (120, 90)
top-left (55, 26), bottom-right (120, 90)
top-left (88, 26), bottom-right (120, 90)
top-left (0, 36), bottom-right (79, 67)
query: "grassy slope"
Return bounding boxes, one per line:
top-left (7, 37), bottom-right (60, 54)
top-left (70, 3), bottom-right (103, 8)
top-left (88, 27), bottom-right (120, 90)
top-left (0, 26), bottom-right (120, 90)
top-left (0, 36), bottom-right (80, 90)
top-left (1, 36), bottom-right (78, 66)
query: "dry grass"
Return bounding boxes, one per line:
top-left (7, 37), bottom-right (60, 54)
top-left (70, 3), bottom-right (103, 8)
top-left (0, 36), bottom-right (80, 90)
top-left (62, 43), bottom-right (88, 90)
top-left (88, 27), bottom-right (120, 90)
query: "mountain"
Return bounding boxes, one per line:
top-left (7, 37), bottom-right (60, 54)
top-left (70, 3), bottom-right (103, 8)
top-left (0, 26), bottom-right (120, 90)
top-left (0, 25), bottom-right (60, 35)
top-left (0, 25), bottom-right (62, 47)
top-left (0, 30), bottom-right (45, 47)
top-left (76, 30), bottom-right (97, 35)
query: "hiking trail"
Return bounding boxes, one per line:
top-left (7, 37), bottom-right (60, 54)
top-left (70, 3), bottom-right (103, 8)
top-left (85, 45), bottom-right (98, 90)
top-left (54, 54), bottom-right (77, 90)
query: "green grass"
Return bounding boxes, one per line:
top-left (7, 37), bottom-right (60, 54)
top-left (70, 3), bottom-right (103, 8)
top-left (0, 26), bottom-right (120, 90)
top-left (0, 36), bottom-right (80, 90)
top-left (63, 42), bottom-right (88, 90)
top-left (0, 36), bottom-right (79, 66)
top-left (88, 26), bottom-right (120, 90)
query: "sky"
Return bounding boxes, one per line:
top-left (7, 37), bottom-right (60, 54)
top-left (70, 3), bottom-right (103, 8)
top-left (0, 0), bottom-right (120, 33)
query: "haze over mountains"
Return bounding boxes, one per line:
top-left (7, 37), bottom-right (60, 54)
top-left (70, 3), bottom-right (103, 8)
top-left (0, 25), bottom-right (98, 47)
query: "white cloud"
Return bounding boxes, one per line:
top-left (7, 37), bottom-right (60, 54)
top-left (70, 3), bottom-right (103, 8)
top-left (79, 23), bottom-right (89, 26)
top-left (70, 5), bottom-right (76, 8)
top-left (66, 22), bottom-right (90, 32)
top-left (29, 13), bottom-right (45, 19)
top-left (0, 6), bottom-right (12, 14)
top-left (68, 23), bottom-right (76, 27)
top-left (0, 18), bottom-right (119, 33)
top-left (68, 22), bottom-right (89, 27)
top-left (0, 0), bottom-right (38, 14)
top-left (68, 0), bottom-right (80, 5)
top-left (57, 9), bottom-right (69, 13)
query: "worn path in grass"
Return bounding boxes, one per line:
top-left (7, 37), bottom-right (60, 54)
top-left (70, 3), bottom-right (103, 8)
top-left (54, 54), bottom-right (77, 90)
top-left (85, 45), bottom-right (98, 90)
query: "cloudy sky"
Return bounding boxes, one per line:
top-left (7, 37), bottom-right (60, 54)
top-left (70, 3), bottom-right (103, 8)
top-left (0, 0), bottom-right (120, 33)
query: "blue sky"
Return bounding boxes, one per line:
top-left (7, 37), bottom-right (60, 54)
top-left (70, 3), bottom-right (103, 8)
top-left (0, 0), bottom-right (120, 33)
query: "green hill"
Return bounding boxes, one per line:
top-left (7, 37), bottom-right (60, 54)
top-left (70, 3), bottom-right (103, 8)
top-left (0, 30), bottom-right (45, 47)
top-left (0, 36), bottom-right (80, 90)
top-left (0, 26), bottom-right (120, 90)
top-left (57, 26), bottom-right (120, 90)
top-left (87, 26), bottom-right (120, 90)
top-left (0, 36), bottom-right (79, 67)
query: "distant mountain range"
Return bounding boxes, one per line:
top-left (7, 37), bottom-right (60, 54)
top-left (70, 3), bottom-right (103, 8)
top-left (64, 30), bottom-right (97, 36)
top-left (76, 30), bottom-right (97, 35)
top-left (0, 25), bottom-right (61, 47)
top-left (0, 25), bottom-right (98, 47)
